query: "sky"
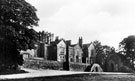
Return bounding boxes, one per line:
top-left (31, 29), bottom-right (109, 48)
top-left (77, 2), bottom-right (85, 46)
top-left (26, 0), bottom-right (135, 49)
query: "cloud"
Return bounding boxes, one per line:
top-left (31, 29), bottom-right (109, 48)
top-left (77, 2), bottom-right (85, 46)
top-left (27, 0), bottom-right (135, 48)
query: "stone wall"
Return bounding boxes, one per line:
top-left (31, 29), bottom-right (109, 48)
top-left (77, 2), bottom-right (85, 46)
top-left (23, 59), bottom-right (91, 71)
top-left (23, 59), bottom-right (63, 70)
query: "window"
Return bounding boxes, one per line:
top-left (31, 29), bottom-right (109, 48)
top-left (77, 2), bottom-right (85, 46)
top-left (70, 58), bottom-right (73, 62)
top-left (59, 55), bottom-right (65, 62)
top-left (86, 58), bottom-right (89, 63)
top-left (77, 50), bottom-right (79, 55)
top-left (76, 55), bottom-right (79, 62)
top-left (60, 46), bottom-right (65, 54)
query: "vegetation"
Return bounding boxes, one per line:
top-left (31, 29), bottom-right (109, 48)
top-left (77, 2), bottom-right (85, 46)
top-left (0, 0), bottom-right (134, 74)
top-left (93, 40), bottom-right (103, 55)
top-left (93, 40), bottom-right (116, 71)
top-left (0, 0), bottom-right (39, 73)
top-left (119, 35), bottom-right (135, 69)
top-left (93, 40), bottom-right (115, 58)
top-left (24, 59), bottom-right (63, 70)
top-left (5, 73), bottom-right (135, 81)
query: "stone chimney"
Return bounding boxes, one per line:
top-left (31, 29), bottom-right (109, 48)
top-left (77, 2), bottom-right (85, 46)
top-left (55, 36), bottom-right (59, 43)
top-left (78, 37), bottom-right (83, 48)
top-left (66, 40), bottom-right (71, 46)
top-left (50, 33), bottom-right (54, 42)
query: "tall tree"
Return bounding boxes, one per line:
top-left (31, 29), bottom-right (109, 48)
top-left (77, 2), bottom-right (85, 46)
top-left (119, 35), bottom-right (135, 68)
top-left (93, 40), bottom-right (103, 55)
top-left (0, 0), bottom-right (39, 71)
top-left (93, 40), bottom-right (116, 71)
top-left (93, 40), bottom-right (115, 56)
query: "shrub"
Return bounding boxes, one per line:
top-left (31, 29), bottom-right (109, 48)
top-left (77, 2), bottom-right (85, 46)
top-left (23, 58), bottom-right (63, 70)
top-left (69, 62), bottom-right (90, 71)
top-left (119, 65), bottom-right (135, 73)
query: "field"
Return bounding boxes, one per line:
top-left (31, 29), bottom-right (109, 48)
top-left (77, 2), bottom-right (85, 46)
top-left (1, 68), bottom-right (135, 81)
top-left (39, 74), bottom-right (135, 81)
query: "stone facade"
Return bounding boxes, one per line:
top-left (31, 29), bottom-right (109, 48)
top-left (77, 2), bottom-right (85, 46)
top-left (73, 44), bottom-right (83, 63)
top-left (36, 43), bottom-right (48, 60)
top-left (21, 49), bottom-right (36, 60)
top-left (48, 39), bottom-right (66, 62)
top-left (82, 43), bottom-right (96, 64)
top-left (88, 43), bottom-right (96, 64)
top-left (22, 36), bottom-right (98, 71)
top-left (57, 40), bottom-right (66, 62)
top-left (68, 46), bottom-right (74, 62)
top-left (82, 43), bottom-right (91, 64)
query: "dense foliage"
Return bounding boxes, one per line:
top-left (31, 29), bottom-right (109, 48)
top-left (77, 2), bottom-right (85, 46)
top-left (93, 40), bottom-right (116, 71)
top-left (0, 0), bottom-right (39, 71)
top-left (24, 59), bottom-right (63, 70)
top-left (119, 35), bottom-right (135, 68)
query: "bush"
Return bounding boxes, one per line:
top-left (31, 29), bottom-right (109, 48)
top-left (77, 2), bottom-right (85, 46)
top-left (119, 65), bottom-right (135, 73)
top-left (24, 58), bottom-right (91, 71)
top-left (69, 62), bottom-right (90, 71)
top-left (23, 58), bottom-right (63, 70)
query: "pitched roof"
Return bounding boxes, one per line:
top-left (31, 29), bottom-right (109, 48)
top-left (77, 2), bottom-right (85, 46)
top-left (70, 44), bottom-right (77, 47)
top-left (82, 43), bottom-right (91, 48)
top-left (50, 39), bottom-right (65, 46)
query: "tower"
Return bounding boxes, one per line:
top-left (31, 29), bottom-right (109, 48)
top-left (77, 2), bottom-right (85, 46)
top-left (78, 37), bottom-right (83, 48)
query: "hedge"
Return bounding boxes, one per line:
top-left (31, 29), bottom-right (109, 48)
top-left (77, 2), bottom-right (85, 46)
top-left (23, 58), bottom-right (63, 70)
top-left (23, 58), bottom-right (91, 71)
top-left (69, 62), bottom-right (90, 71)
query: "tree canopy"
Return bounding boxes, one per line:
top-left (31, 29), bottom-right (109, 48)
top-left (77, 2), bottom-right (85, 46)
top-left (0, 0), bottom-right (39, 70)
top-left (119, 35), bottom-right (135, 64)
top-left (93, 40), bottom-right (103, 55)
top-left (93, 40), bottom-right (116, 71)
top-left (93, 40), bottom-right (115, 56)
top-left (0, 0), bottom-right (39, 51)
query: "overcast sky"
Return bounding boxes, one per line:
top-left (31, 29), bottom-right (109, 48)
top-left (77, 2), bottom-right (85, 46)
top-left (27, 0), bottom-right (135, 49)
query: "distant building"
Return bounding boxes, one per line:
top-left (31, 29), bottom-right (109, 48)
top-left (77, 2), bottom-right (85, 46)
top-left (66, 37), bottom-right (84, 63)
top-left (20, 49), bottom-right (36, 60)
top-left (89, 43), bottom-right (96, 64)
top-left (36, 43), bottom-right (48, 60)
top-left (82, 42), bottom-right (96, 64)
top-left (68, 46), bottom-right (74, 62)
top-left (35, 31), bottom-right (54, 60)
top-left (48, 38), bottom-right (66, 62)
top-left (38, 31), bottom-right (54, 44)
top-left (66, 40), bottom-right (74, 62)
top-left (82, 43), bottom-right (91, 64)
top-left (70, 44), bottom-right (83, 63)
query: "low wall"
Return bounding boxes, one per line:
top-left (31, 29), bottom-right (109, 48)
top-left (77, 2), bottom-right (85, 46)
top-left (23, 58), bottom-right (91, 71)
top-left (69, 62), bottom-right (90, 71)
top-left (23, 58), bottom-right (63, 70)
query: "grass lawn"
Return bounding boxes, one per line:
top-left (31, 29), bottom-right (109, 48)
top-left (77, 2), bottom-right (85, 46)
top-left (37, 74), bottom-right (135, 81)
top-left (0, 70), bottom-right (28, 75)
top-left (1, 68), bottom-right (135, 81)
top-left (1, 72), bottom-right (135, 81)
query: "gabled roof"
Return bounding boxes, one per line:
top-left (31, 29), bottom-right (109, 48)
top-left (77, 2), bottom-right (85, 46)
top-left (70, 44), bottom-right (77, 47)
top-left (70, 43), bottom-right (82, 47)
top-left (83, 44), bottom-right (91, 47)
top-left (50, 39), bottom-right (66, 46)
top-left (82, 42), bottom-right (92, 48)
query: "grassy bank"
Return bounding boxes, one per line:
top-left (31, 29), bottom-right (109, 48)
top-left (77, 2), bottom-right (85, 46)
top-left (1, 73), bottom-right (135, 81)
